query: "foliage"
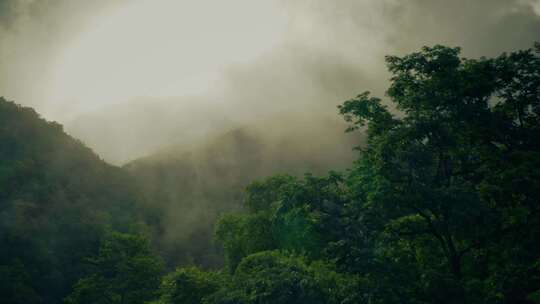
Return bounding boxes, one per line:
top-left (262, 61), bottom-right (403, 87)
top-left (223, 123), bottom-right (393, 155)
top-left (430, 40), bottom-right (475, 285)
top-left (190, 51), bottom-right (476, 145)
top-left (208, 43), bottom-right (540, 304)
top-left (215, 173), bottom-right (346, 270)
top-left (203, 251), bottom-right (363, 304)
top-left (154, 266), bottom-right (221, 304)
top-left (336, 43), bottom-right (540, 303)
top-left (64, 231), bottom-right (163, 304)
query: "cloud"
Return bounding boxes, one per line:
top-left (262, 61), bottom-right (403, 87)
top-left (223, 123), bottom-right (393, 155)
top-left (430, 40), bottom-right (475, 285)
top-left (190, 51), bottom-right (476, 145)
top-left (0, 0), bottom-right (126, 118)
top-left (1, 0), bottom-right (539, 163)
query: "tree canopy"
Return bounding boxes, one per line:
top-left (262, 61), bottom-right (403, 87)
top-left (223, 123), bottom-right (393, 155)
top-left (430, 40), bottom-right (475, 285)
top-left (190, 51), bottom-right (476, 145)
top-left (205, 43), bottom-right (540, 303)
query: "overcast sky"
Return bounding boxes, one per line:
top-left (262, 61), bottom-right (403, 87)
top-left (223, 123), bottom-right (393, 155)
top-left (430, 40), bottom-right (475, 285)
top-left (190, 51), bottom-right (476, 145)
top-left (1, 0), bottom-right (539, 163)
top-left (1, 0), bottom-right (539, 119)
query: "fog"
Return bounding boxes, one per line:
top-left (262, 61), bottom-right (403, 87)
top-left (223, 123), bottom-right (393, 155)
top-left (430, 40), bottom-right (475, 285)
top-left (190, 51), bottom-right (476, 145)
top-left (2, 0), bottom-right (540, 271)
top-left (1, 0), bottom-right (539, 164)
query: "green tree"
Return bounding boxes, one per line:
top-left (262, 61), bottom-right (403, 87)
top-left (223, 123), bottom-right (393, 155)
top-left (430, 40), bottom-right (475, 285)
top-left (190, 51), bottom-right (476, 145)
top-left (205, 251), bottom-right (363, 304)
top-left (215, 212), bottom-right (276, 271)
top-left (338, 44), bottom-right (540, 303)
top-left (64, 231), bottom-right (163, 304)
top-left (215, 173), bottom-right (346, 270)
top-left (155, 266), bottom-right (222, 304)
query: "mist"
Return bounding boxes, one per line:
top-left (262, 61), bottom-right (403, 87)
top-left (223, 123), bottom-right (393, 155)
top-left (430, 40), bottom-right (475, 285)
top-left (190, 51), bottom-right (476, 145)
top-left (2, 2), bottom-right (540, 301)
top-left (2, 0), bottom-right (539, 164)
top-left (2, 0), bottom-right (540, 266)
top-left (3, 1), bottom-right (539, 266)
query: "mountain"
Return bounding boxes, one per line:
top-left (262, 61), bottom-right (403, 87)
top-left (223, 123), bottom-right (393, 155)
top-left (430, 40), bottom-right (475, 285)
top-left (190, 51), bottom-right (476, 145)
top-left (0, 95), bottom-right (361, 301)
top-left (0, 97), bottom-right (151, 303)
top-left (124, 113), bottom-right (360, 268)
top-left (65, 97), bottom-right (233, 165)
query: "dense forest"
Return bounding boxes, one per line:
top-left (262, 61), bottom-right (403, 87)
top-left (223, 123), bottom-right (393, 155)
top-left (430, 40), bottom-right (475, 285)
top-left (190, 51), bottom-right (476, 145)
top-left (1, 44), bottom-right (540, 303)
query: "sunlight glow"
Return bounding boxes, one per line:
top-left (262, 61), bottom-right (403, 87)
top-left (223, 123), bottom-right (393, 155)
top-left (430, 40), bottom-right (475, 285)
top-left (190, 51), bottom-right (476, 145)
top-left (49, 0), bottom-right (287, 112)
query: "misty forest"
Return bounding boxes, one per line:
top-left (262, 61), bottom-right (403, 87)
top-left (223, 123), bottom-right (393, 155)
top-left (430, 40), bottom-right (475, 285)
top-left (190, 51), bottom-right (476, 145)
top-left (2, 1), bottom-right (540, 304)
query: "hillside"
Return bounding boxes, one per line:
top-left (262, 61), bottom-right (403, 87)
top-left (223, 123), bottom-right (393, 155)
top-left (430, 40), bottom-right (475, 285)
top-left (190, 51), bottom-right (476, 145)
top-left (65, 97), bottom-right (233, 165)
top-left (0, 97), bottom-right (151, 303)
top-left (124, 116), bottom-right (360, 267)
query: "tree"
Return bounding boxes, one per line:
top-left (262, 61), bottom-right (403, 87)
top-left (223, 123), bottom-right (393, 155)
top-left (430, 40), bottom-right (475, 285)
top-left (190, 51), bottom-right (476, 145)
top-left (338, 44), bottom-right (540, 303)
top-left (154, 266), bottom-right (221, 304)
top-left (207, 43), bottom-right (540, 304)
top-left (215, 173), bottom-right (347, 271)
top-left (64, 231), bottom-right (163, 304)
top-left (204, 251), bottom-right (363, 304)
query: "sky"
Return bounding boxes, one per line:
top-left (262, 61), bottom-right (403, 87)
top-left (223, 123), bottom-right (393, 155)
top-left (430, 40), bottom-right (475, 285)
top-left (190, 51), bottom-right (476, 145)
top-left (1, 0), bottom-right (540, 163)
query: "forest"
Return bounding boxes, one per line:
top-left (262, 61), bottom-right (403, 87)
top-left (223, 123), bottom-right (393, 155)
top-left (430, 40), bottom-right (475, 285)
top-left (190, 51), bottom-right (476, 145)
top-left (1, 43), bottom-right (540, 303)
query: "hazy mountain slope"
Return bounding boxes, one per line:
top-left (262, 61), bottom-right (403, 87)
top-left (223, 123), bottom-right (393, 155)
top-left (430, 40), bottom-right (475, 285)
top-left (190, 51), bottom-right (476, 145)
top-left (124, 114), bottom-right (361, 268)
top-left (66, 97), bottom-right (233, 165)
top-left (0, 97), bottom-right (150, 303)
